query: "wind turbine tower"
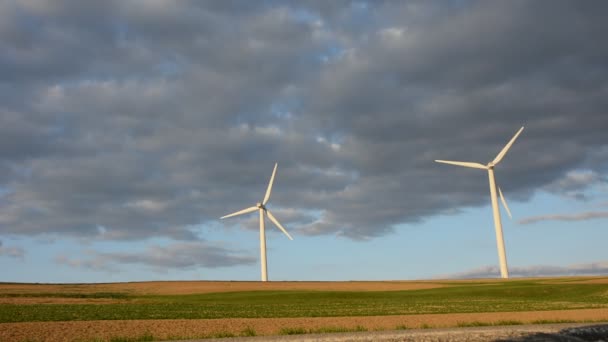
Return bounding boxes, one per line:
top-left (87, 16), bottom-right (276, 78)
top-left (436, 127), bottom-right (524, 279)
top-left (221, 163), bottom-right (293, 282)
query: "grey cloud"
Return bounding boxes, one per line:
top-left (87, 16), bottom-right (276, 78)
top-left (55, 241), bottom-right (256, 272)
top-left (442, 261), bottom-right (608, 279)
top-left (518, 211), bottom-right (608, 225)
top-left (55, 253), bottom-right (116, 272)
top-left (0, 240), bottom-right (25, 259)
top-left (0, 1), bottom-right (607, 242)
top-left (222, 206), bottom-right (318, 237)
top-left (292, 1), bottom-right (608, 237)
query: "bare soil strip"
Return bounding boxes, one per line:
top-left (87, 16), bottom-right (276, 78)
top-left (3, 277), bottom-right (607, 296)
top-left (0, 297), bottom-right (125, 305)
top-left (2, 308), bottom-right (607, 342)
top-left (0, 281), bottom-right (446, 296)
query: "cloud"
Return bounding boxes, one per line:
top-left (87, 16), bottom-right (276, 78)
top-left (0, 1), bottom-right (607, 241)
top-left (518, 211), bottom-right (608, 225)
top-left (54, 241), bottom-right (256, 272)
top-left (0, 240), bottom-right (25, 259)
top-left (441, 261), bottom-right (608, 279)
top-left (543, 170), bottom-right (606, 200)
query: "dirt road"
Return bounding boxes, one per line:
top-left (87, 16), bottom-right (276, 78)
top-left (186, 323), bottom-right (608, 341)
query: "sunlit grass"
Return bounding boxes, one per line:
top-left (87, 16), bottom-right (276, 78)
top-left (495, 320), bottom-right (524, 326)
top-left (311, 326), bottom-right (367, 333)
top-left (279, 325), bottom-right (367, 335)
top-left (209, 331), bottom-right (235, 338)
top-left (278, 327), bottom-right (307, 335)
top-left (456, 321), bottom-right (492, 327)
top-left (456, 320), bottom-right (523, 327)
top-left (531, 319), bottom-right (576, 324)
top-left (240, 327), bottom-right (257, 336)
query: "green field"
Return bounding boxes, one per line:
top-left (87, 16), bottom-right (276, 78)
top-left (2, 279), bottom-right (607, 323)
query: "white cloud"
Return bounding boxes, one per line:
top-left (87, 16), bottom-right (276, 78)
top-left (124, 199), bottom-right (168, 213)
top-left (0, 240), bottom-right (25, 260)
top-left (379, 27), bottom-right (406, 41)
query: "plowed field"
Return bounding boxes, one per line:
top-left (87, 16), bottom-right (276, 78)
top-left (0, 280), bottom-right (445, 296)
top-left (1, 277), bottom-right (607, 342)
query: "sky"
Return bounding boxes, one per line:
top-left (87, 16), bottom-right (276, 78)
top-left (1, 0), bottom-right (607, 283)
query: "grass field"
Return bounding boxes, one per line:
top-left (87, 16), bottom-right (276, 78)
top-left (1, 277), bottom-right (607, 341)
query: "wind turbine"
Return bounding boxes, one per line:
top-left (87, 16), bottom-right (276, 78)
top-left (435, 126), bottom-right (524, 279)
top-left (220, 163), bottom-right (293, 282)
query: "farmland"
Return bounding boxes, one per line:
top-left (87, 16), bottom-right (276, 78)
top-left (1, 277), bottom-right (608, 341)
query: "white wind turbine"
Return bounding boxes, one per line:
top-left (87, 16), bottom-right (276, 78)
top-left (220, 163), bottom-right (293, 282)
top-left (435, 126), bottom-right (524, 279)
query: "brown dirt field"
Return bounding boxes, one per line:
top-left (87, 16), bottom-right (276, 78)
top-left (0, 280), bottom-right (446, 296)
top-left (441, 276), bottom-right (608, 285)
top-left (0, 297), bottom-right (125, 305)
top-left (1, 309), bottom-right (607, 342)
top-left (3, 277), bottom-right (606, 297)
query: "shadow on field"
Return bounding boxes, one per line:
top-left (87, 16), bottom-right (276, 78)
top-left (495, 324), bottom-right (608, 342)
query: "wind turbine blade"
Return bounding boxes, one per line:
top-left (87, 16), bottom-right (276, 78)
top-left (220, 206), bottom-right (258, 219)
top-left (492, 126), bottom-right (524, 165)
top-left (262, 163), bottom-right (278, 205)
top-left (435, 160), bottom-right (488, 170)
top-left (498, 187), bottom-right (512, 219)
top-left (266, 210), bottom-right (293, 240)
